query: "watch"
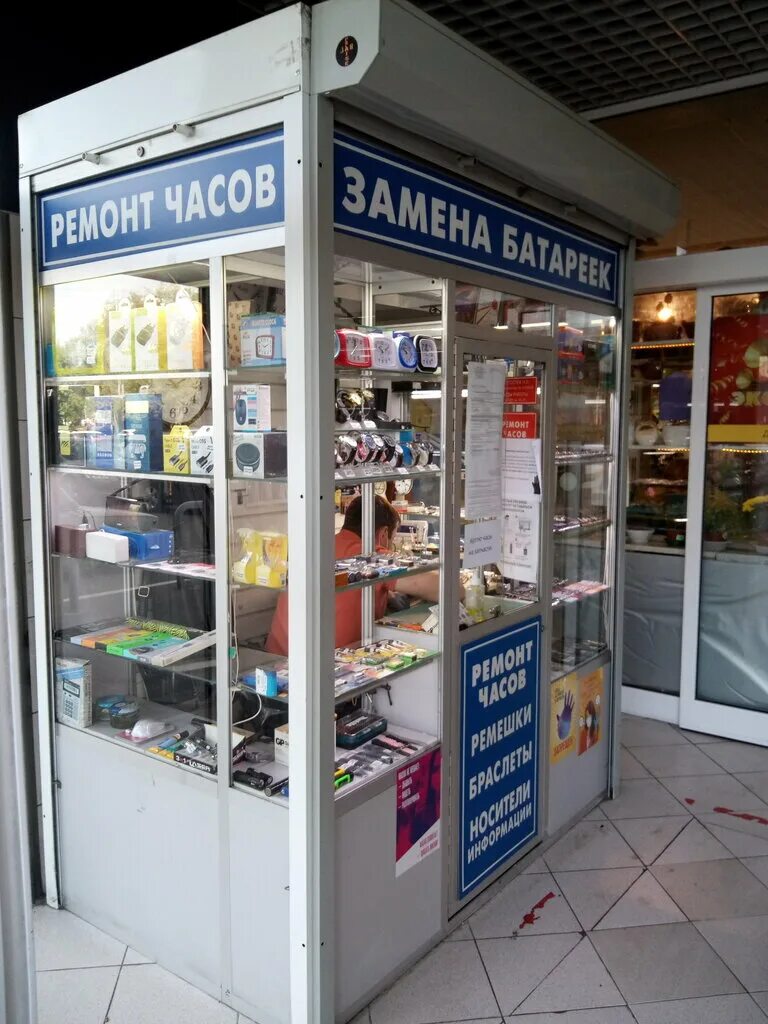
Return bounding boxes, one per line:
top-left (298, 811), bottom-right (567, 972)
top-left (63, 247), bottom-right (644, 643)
top-left (356, 433), bottom-right (378, 463)
top-left (335, 330), bottom-right (372, 368)
top-left (369, 332), bottom-right (399, 370)
top-left (393, 333), bottom-right (418, 371)
top-left (336, 435), bottom-right (358, 466)
top-left (415, 335), bottom-right (440, 373)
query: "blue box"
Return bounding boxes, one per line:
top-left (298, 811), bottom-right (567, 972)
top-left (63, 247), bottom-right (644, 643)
top-left (103, 526), bottom-right (174, 562)
top-left (123, 393), bottom-right (163, 472)
top-left (240, 314), bottom-right (285, 367)
top-left (84, 396), bottom-right (121, 470)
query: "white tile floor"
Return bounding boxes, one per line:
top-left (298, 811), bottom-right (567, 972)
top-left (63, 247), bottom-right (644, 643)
top-left (33, 714), bottom-right (768, 1023)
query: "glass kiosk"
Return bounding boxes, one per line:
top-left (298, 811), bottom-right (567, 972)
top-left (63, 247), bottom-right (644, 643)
top-left (18, 2), bottom-right (676, 1020)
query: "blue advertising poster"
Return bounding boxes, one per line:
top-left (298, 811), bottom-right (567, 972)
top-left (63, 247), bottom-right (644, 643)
top-left (334, 133), bottom-right (620, 305)
top-left (459, 617), bottom-right (540, 901)
top-left (39, 130), bottom-right (284, 271)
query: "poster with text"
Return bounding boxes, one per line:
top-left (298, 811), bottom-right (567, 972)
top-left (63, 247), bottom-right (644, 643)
top-left (459, 618), bottom-right (540, 900)
top-left (501, 498), bottom-right (540, 584)
top-left (396, 748), bottom-right (442, 877)
top-left (578, 668), bottom-right (604, 755)
top-left (502, 438), bottom-right (542, 503)
top-left (464, 361), bottom-right (506, 518)
top-left (550, 674), bottom-right (577, 765)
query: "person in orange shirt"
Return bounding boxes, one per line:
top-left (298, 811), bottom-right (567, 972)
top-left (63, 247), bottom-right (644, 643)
top-left (266, 496), bottom-right (440, 656)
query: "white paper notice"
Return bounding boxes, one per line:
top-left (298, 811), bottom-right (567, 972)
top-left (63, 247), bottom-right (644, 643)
top-left (464, 361), bottom-right (506, 519)
top-left (502, 438), bottom-right (542, 503)
top-left (464, 518), bottom-right (502, 569)
top-left (501, 498), bottom-right (540, 584)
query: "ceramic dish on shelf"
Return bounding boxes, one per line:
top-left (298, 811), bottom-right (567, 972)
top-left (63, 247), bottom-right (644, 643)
top-left (634, 420), bottom-right (659, 446)
top-left (627, 528), bottom-right (653, 544)
top-left (661, 423), bottom-right (689, 446)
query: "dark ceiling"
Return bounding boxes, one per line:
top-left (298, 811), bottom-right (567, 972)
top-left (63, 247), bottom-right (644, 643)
top-left (3, 1), bottom-right (767, 252)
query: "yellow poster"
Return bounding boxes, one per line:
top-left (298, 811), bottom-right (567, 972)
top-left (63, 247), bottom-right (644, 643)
top-left (578, 668), bottom-right (604, 755)
top-left (708, 425), bottom-right (768, 444)
top-left (550, 674), bottom-right (577, 764)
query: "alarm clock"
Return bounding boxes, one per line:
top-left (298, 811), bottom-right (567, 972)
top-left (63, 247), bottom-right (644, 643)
top-left (369, 333), bottom-right (399, 370)
top-left (335, 330), bottom-right (372, 368)
top-left (415, 335), bottom-right (440, 373)
top-left (393, 333), bottom-right (418, 371)
top-left (394, 478), bottom-right (413, 496)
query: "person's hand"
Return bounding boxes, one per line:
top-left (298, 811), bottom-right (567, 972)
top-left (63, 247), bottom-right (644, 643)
top-left (557, 690), bottom-right (574, 740)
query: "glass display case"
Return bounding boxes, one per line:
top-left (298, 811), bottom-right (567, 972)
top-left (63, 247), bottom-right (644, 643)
top-left (551, 306), bottom-right (616, 679)
top-left (45, 263), bottom-right (221, 765)
top-left (627, 290), bottom-right (696, 549)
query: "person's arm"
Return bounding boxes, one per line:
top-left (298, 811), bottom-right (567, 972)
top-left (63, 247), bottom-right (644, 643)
top-left (393, 570), bottom-right (465, 603)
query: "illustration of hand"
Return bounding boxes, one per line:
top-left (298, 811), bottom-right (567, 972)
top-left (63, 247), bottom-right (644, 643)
top-left (557, 691), bottom-right (574, 740)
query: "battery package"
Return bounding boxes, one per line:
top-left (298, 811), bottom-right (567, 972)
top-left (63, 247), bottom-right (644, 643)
top-left (163, 425), bottom-right (191, 474)
top-left (124, 393), bottom-right (163, 472)
top-left (55, 657), bottom-right (92, 729)
top-left (103, 525), bottom-right (174, 561)
top-left (335, 712), bottom-right (387, 749)
top-left (274, 722), bottom-right (290, 764)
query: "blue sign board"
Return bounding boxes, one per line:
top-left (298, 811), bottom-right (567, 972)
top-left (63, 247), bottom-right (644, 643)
top-left (334, 133), bottom-right (620, 305)
top-left (39, 131), bottom-right (285, 271)
top-left (459, 617), bottom-right (540, 900)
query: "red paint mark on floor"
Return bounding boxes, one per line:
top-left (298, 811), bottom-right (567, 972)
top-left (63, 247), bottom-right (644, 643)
top-left (714, 806), bottom-right (768, 826)
top-left (684, 798), bottom-right (696, 805)
top-left (519, 891), bottom-right (556, 930)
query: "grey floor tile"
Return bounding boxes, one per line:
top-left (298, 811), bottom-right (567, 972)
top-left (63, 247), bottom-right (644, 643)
top-left (602, 778), bottom-right (691, 820)
top-left (478, 934), bottom-right (580, 1014)
top-left (37, 966), bottom-right (119, 1024)
top-left (737, 774), bottom-right (768, 804)
top-left (652, 859), bottom-right (768, 921)
top-left (514, 937), bottom-right (623, 1014)
top-left (108, 964), bottom-right (237, 1023)
top-left (678, 729), bottom-right (726, 745)
top-left (33, 906), bottom-right (126, 972)
top-left (661, 774), bottom-right (768, 813)
top-left (511, 1011), bottom-right (635, 1024)
top-left (583, 805), bottom-right (607, 820)
top-left (554, 867), bottom-right (642, 931)
top-left (695, 916), bottom-right (768, 991)
top-left (703, 743), bottom-right (768, 774)
top-left (595, 871), bottom-right (687, 929)
top-left (520, 856), bottom-right (549, 874)
top-left (590, 923), bottom-right (743, 1003)
top-left (743, 858), bottom-right (768, 888)
top-left (654, 819), bottom-right (733, 864)
top-left (630, 994), bottom-right (768, 1023)
top-left (621, 748), bottom-right (650, 779)
top-left (613, 816), bottom-right (689, 865)
top-left (543, 820), bottom-right (641, 872)
top-left (704, 822), bottom-right (768, 858)
top-left (621, 717), bottom-right (689, 747)
top-left (754, 993), bottom-right (768, 1013)
top-left (347, 1012), bottom-right (371, 1024)
top-left (470, 871), bottom-right (580, 938)
top-left (631, 744), bottom-right (723, 778)
top-left (446, 922), bottom-right (473, 941)
top-left (124, 947), bottom-right (155, 965)
top-left (370, 940), bottom-right (499, 1024)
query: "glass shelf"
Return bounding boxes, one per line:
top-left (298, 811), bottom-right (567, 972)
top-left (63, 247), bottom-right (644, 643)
top-left (555, 451), bottom-right (613, 465)
top-left (52, 552), bottom-right (216, 581)
top-left (333, 651), bottom-right (440, 703)
top-left (552, 581), bottom-right (610, 608)
top-left (335, 466), bottom-right (441, 486)
top-left (46, 371), bottom-right (211, 385)
top-left (553, 518), bottom-right (611, 535)
top-left (335, 561), bottom-right (439, 593)
top-left (49, 465), bottom-right (213, 485)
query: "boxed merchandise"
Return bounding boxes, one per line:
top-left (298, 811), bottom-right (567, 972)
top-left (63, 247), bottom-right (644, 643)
top-left (56, 427), bottom-right (87, 466)
top-left (232, 431), bottom-right (287, 480)
top-left (123, 393), bottom-right (163, 472)
top-left (132, 295), bottom-right (165, 373)
top-left (232, 384), bottom-right (272, 432)
top-left (55, 657), bottom-right (92, 729)
top-left (239, 665), bottom-right (280, 697)
top-left (85, 530), bottom-right (130, 564)
top-left (240, 313), bottom-right (285, 366)
top-left (274, 722), bottom-right (289, 765)
top-left (107, 300), bottom-right (134, 373)
top-left (84, 396), bottom-right (118, 470)
top-left (103, 526), bottom-right (174, 562)
top-left (54, 523), bottom-right (94, 558)
top-left (164, 289), bottom-right (204, 371)
top-left (163, 425), bottom-right (191, 474)
top-left (190, 426), bottom-right (214, 476)
top-left (232, 529), bottom-right (288, 588)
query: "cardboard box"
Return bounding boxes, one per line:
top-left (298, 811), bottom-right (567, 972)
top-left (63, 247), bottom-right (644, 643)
top-left (232, 384), bottom-right (272, 432)
top-left (165, 291), bottom-right (204, 371)
top-left (190, 426), bottom-right (214, 476)
top-left (232, 431), bottom-right (287, 480)
top-left (102, 526), bottom-right (174, 562)
top-left (123, 393), bottom-right (163, 472)
top-left (274, 722), bottom-right (289, 765)
top-left (107, 302), bottom-right (134, 373)
top-left (240, 313), bottom-right (285, 367)
top-left (55, 657), bottom-right (92, 728)
top-left (84, 396), bottom-right (118, 470)
top-left (163, 425), bottom-right (191, 475)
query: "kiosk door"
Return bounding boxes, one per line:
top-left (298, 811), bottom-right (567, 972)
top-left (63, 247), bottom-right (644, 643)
top-left (448, 334), bottom-right (554, 914)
